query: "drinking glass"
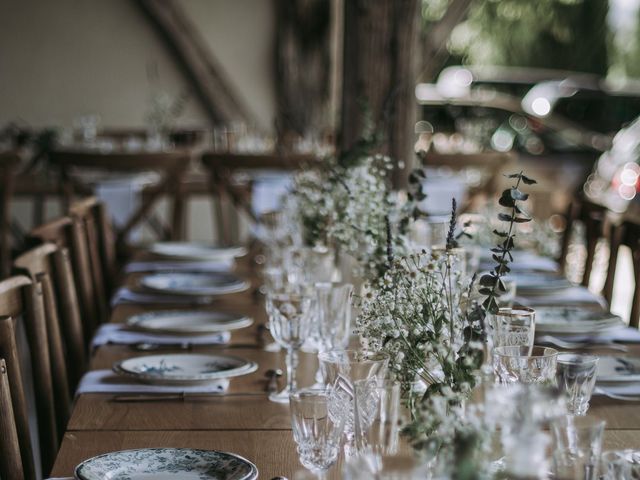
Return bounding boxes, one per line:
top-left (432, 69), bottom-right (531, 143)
top-left (284, 246), bottom-right (335, 287)
top-left (290, 388), bottom-right (346, 475)
top-left (600, 450), bottom-right (640, 479)
top-left (313, 282), bottom-right (354, 383)
top-left (353, 379), bottom-right (401, 463)
top-left (490, 307), bottom-right (535, 349)
top-left (266, 290), bottom-right (313, 402)
top-left (552, 415), bottom-right (606, 480)
top-left (316, 282), bottom-right (354, 351)
top-left (556, 354), bottom-right (599, 416)
top-left (493, 346), bottom-right (558, 385)
top-left (318, 350), bottom-right (389, 454)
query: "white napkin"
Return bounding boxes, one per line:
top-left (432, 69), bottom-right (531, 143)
top-left (124, 260), bottom-right (234, 274)
top-left (95, 173), bottom-right (158, 242)
top-left (91, 324), bottom-right (231, 349)
top-left (76, 369), bottom-right (229, 394)
top-left (111, 287), bottom-right (213, 307)
top-left (516, 286), bottom-right (607, 309)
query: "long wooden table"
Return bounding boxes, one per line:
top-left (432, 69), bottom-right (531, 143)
top-left (51, 259), bottom-right (640, 478)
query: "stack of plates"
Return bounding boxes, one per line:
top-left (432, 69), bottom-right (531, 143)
top-left (126, 310), bottom-right (253, 335)
top-left (149, 242), bottom-right (247, 261)
top-left (139, 272), bottom-right (250, 296)
top-left (113, 353), bottom-right (258, 386)
top-left (75, 448), bottom-right (258, 479)
top-left (534, 306), bottom-right (624, 334)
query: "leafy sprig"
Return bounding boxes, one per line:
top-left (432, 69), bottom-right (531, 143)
top-left (478, 172), bottom-right (536, 314)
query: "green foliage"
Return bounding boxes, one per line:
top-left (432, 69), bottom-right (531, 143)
top-left (446, 0), bottom-right (609, 75)
top-left (479, 171), bottom-right (536, 315)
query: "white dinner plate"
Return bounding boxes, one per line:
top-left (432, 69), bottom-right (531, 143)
top-left (533, 306), bottom-right (624, 334)
top-left (149, 242), bottom-right (247, 261)
top-left (139, 272), bottom-right (250, 296)
top-left (597, 356), bottom-right (640, 383)
top-left (113, 353), bottom-right (258, 385)
top-left (75, 447), bottom-right (258, 480)
top-left (126, 310), bottom-right (253, 335)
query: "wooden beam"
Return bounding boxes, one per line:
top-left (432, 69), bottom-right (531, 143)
top-left (136, 0), bottom-right (254, 125)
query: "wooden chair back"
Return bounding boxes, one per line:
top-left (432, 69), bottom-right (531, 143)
top-left (558, 197), bottom-right (613, 288)
top-left (0, 151), bottom-right (20, 277)
top-left (0, 276), bottom-right (58, 477)
top-left (27, 216), bottom-right (103, 341)
top-left (605, 219), bottom-right (640, 328)
top-left (69, 197), bottom-right (118, 300)
top-left (201, 151), bottom-right (318, 244)
top-left (49, 149), bottom-right (191, 245)
top-left (0, 357), bottom-right (26, 480)
top-left (14, 243), bottom-right (86, 391)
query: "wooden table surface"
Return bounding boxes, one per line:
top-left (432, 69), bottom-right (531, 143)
top-left (51, 258), bottom-right (640, 478)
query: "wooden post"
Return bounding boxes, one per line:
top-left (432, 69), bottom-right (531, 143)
top-left (339, 0), bottom-right (420, 187)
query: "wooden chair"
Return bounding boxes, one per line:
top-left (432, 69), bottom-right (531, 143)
top-left (27, 216), bottom-right (104, 342)
top-left (604, 219), bottom-right (640, 328)
top-left (13, 243), bottom-right (86, 391)
top-left (0, 357), bottom-right (27, 480)
top-left (49, 148), bottom-right (191, 247)
top-left (69, 197), bottom-right (118, 300)
top-left (201, 151), bottom-right (318, 244)
top-left (0, 151), bottom-right (20, 277)
top-left (0, 276), bottom-right (58, 477)
top-left (558, 197), bottom-right (614, 288)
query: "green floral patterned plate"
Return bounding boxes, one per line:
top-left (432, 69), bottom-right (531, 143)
top-left (113, 353), bottom-right (258, 385)
top-left (75, 447), bottom-right (258, 479)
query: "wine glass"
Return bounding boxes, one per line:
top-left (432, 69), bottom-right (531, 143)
top-left (266, 290), bottom-right (313, 402)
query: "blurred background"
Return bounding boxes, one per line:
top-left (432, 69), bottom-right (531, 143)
top-left (1, 0), bottom-right (639, 316)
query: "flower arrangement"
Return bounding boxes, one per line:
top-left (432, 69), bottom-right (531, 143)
top-left (356, 172), bottom-right (537, 474)
top-left (293, 153), bottom-right (424, 279)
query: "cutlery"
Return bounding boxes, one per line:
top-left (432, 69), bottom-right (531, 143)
top-left (111, 391), bottom-right (268, 402)
top-left (127, 342), bottom-right (259, 352)
top-left (537, 335), bottom-right (628, 352)
top-left (595, 387), bottom-right (640, 402)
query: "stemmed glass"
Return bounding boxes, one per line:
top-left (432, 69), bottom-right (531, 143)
top-left (318, 350), bottom-right (389, 455)
top-left (266, 289), bottom-right (313, 402)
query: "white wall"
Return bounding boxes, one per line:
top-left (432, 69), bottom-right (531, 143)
top-left (0, 0), bottom-right (276, 130)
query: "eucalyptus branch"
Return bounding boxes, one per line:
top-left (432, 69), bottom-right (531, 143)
top-left (478, 171), bottom-right (536, 316)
